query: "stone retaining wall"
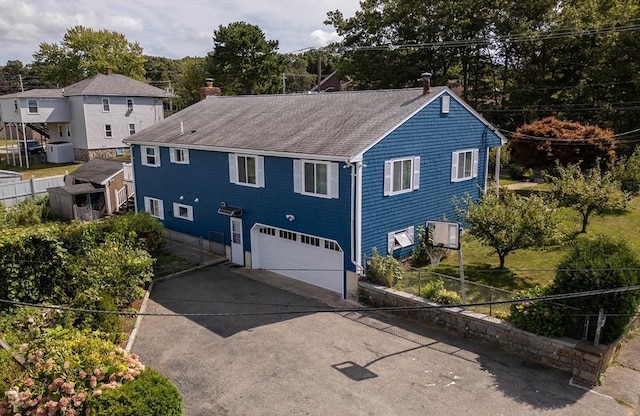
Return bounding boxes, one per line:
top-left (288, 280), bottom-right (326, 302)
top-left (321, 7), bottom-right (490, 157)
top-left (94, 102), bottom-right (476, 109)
top-left (359, 281), bottom-right (615, 387)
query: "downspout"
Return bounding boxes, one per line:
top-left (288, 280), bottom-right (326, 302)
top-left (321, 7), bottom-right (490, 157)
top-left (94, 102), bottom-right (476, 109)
top-left (494, 146), bottom-right (501, 194)
top-left (351, 161), bottom-right (363, 273)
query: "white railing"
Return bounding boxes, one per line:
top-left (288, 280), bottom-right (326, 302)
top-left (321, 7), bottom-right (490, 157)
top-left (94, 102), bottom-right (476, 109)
top-left (123, 162), bottom-right (133, 181)
top-left (116, 186), bottom-right (128, 209)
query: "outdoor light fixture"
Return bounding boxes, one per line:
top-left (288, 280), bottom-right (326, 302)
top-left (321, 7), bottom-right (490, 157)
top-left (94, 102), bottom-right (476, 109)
top-left (179, 195), bottom-right (184, 200)
top-left (285, 214), bottom-right (295, 221)
top-left (194, 198), bottom-right (199, 203)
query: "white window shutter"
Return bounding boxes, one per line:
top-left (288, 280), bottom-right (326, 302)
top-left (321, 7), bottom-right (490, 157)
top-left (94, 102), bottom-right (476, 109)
top-left (387, 232), bottom-right (395, 254)
top-left (172, 203), bottom-right (179, 218)
top-left (228, 154), bottom-right (237, 184)
top-left (183, 149), bottom-right (190, 164)
top-left (383, 160), bottom-right (392, 196)
top-left (408, 226), bottom-right (415, 244)
top-left (412, 156), bottom-right (420, 190)
top-left (472, 149), bottom-right (479, 178)
top-left (257, 156), bottom-right (265, 188)
top-left (329, 162), bottom-right (339, 199)
top-left (293, 160), bottom-right (302, 193)
top-left (157, 200), bottom-right (164, 220)
top-left (169, 149), bottom-right (176, 163)
top-left (451, 152), bottom-right (458, 182)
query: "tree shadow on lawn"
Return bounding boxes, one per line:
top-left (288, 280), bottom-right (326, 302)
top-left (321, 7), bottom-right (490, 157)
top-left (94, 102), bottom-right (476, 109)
top-left (343, 309), bottom-right (590, 412)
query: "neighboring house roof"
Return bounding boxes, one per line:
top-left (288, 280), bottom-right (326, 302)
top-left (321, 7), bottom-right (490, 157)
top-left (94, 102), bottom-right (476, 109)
top-left (125, 87), bottom-right (505, 161)
top-left (63, 73), bottom-right (172, 98)
top-left (49, 183), bottom-right (99, 196)
top-left (69, 158), bottom-right (124, 185)
top-left (0, 89), bottom-right (64, 98)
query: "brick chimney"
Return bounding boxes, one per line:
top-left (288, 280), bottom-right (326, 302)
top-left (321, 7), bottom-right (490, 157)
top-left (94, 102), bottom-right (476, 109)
top-left (106, 67), bottom-right (113, 75)
top-left (421, 72), bottom-right (432, 95)
top-left (200, 78), bottom-right (221, 99)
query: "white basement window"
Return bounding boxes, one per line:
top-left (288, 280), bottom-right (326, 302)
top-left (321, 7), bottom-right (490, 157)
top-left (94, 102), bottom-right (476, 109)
top-left (387, 226), bottom-right (415, 254)
top-left (173, 203), bottom-right (193, 221)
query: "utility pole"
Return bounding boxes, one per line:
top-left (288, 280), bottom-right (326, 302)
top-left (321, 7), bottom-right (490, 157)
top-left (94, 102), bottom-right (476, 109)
top-left (282, 73), bottom-right (286, 94)
top-left (317, 50), bottom-right (322, 92)
top-left (18, 75), bottom-right (24, 92)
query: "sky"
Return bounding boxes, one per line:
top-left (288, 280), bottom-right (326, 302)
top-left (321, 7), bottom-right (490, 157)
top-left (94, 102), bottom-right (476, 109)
top-left (0, 0), bottom-right (361, 65)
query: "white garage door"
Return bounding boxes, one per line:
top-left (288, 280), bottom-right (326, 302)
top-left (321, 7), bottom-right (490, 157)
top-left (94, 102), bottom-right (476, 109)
top-left (251, 224), bottom-right (344, 295)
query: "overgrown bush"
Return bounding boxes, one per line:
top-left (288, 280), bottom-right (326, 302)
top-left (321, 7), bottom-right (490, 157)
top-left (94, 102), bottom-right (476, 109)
top-left (98, 212), bottom-right (165, 254)
top-left (86, 367), bottom-right (182, 416)
top-left (67, 236), bottom-right (154, 309)
top-left (508, 286), bottom-right (566, 337)
top-left (416, 279), bottom-right (462, 305)
top-left (0, 226), bottom-right (72, 305)
top-left (58, 292), bottom-right (123, 344)
top-left (508, 163), bottom-right (526, 180)
top-left (548, 236), bottom-right (640, 343)
top-left (366, 248), bottom-right (403, 287)
top-left (5, 197), bottom-right (49, 227)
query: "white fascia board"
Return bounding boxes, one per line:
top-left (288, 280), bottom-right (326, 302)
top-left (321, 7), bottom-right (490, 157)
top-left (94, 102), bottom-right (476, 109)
top-left (124, 140), bottom-right (351, 163)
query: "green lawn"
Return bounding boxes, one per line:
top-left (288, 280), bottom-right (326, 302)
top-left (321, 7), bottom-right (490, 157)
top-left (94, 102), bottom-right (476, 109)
top-left (1, 153), bottom-right (81, 179)
top-left (401, 187), bottom-right (640, 295)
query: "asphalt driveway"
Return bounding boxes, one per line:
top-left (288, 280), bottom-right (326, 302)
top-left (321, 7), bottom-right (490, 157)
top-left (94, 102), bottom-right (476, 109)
top-left (132, 265), bottom-right (633, 416)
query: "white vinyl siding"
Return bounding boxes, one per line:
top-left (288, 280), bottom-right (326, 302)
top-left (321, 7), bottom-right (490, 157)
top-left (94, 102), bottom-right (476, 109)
top-left (293, 160), bottom-right (339, 199)
top-left (173, 203), bottom-right (193, 221)
top-left (228, 154), bottom-right (264, 187)
top-left (451, 149), bottom-right (479, 182)
top-left (387, 226), bottom-right (415, 254)
top-left (144, 197), bottom-right (164, 220)
top-left (102, 98), bottom-right (110, 112)
top-left (141, 145), bottom-right (160, 167)
top-left (383, 157), bottom-right (420, 196)
top-left (170, 148), bottom-right (190, 164)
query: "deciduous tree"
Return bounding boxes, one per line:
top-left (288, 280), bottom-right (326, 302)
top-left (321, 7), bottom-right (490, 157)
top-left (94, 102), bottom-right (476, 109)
top-left (455, 189), bottom-right (561, 268)
top-left (509, 116), bottom-right (617, 169)
top-left (32, 26), bottom-right (146, 86)
top-left (206, 22), bottom-right (283, 95)
top-left (546, 161), bottom-right (627, 233)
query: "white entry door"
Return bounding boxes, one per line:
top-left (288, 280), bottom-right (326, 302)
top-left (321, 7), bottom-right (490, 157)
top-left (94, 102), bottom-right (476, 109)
top-left (230, 218), bottom-right (244, 266)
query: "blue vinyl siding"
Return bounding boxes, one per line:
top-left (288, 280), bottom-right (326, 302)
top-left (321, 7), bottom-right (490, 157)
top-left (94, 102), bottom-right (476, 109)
top-left (132, 145), bottom-right (354, 270)
top-left (360, 93), bottom-right (503, 260)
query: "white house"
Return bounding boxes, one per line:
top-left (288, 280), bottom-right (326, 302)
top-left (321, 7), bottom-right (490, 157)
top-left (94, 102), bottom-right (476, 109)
top-left (0, 68), bottom-right (174, 161)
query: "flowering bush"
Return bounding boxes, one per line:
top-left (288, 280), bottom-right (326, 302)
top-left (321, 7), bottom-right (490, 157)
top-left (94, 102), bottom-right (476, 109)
top-left (508, 286), bottom-right (566, 337)
top-left (0, 328), bottom-right (145, 415)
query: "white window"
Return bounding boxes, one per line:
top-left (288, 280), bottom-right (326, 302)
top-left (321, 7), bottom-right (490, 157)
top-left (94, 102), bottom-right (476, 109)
top-left (293, 160), bottom-right (339, 199)
top-left (144, 197), bottom-right (164, 220)
top-left (228, 154), bottom-right (264, 187)
top-left (27, 99), bottom-right (38, 114)
top-left (58, 125), bottom-right (63, 138)
top-left (104, 124), bottom-right (113, 138)
top-left (126, 98), bottom-right (134, 112)
top-left (13, 100), bottom-right (18, 112)
top-left (173, 203), bottom-right (193, 221)
top-left (170, 148), bottom-right (190, 164)
top-left (142, 145), bottom-right (160, 167)
top-left (384, 157), bottom-right (420, 196)
top-left (129, 123), bottom-right (136, 135)
top-left (66, 125), bottom-right (71, 137)
top-left (102, 98), bottom-right (110, 112)
top-left (451, 149), bottom-right (479, 182)
top-left (387, 226), bottom-right (415, 254)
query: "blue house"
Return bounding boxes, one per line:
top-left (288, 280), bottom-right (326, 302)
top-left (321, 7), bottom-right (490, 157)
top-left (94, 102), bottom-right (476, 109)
top-left (125, 80), bottom-right (506, 299)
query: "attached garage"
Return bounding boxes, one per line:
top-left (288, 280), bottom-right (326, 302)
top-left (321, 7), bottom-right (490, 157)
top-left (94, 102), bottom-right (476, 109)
top-left (250, 224), bottom-right (344, 296)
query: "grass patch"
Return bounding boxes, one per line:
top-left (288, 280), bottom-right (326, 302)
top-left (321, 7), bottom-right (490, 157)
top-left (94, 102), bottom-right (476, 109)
top-left (153, 250), bottom-right (199, 277)
top-left (1, 153), bottom-right (81, 179)
top-left (402, 187), bottom-right (640, 294)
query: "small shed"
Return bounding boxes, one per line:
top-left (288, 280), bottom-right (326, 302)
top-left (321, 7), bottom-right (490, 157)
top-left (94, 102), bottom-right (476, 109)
top-left (48, 183), bottom-right (106, 221)
top-left (47, 141), bottom-right (75, 164)
top-left (65, 158), bottom-right (129, 214)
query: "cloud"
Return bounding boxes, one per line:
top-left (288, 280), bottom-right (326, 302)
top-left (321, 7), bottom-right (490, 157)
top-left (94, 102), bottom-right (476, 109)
top-left (310, 30), bottom-right (343, 46)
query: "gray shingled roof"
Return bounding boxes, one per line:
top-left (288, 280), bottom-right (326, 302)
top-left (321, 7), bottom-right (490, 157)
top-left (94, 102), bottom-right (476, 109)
top-left (70, 158), bottom-right (124, 185)
top-left (125, 87), bottom-right (448, 159)
top-left (63, 73), bottom-right (172, 98)
top-left (0, 89), bottom-right (64, 98)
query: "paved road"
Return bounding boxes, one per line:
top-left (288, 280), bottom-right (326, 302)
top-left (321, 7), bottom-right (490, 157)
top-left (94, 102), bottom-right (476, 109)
top-left (132, 266), bottom-right (634, 416)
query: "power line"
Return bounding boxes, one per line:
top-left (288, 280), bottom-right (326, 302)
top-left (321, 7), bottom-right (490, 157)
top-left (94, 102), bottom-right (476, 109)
top-left (0, 284), bottom-right (638, 318)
